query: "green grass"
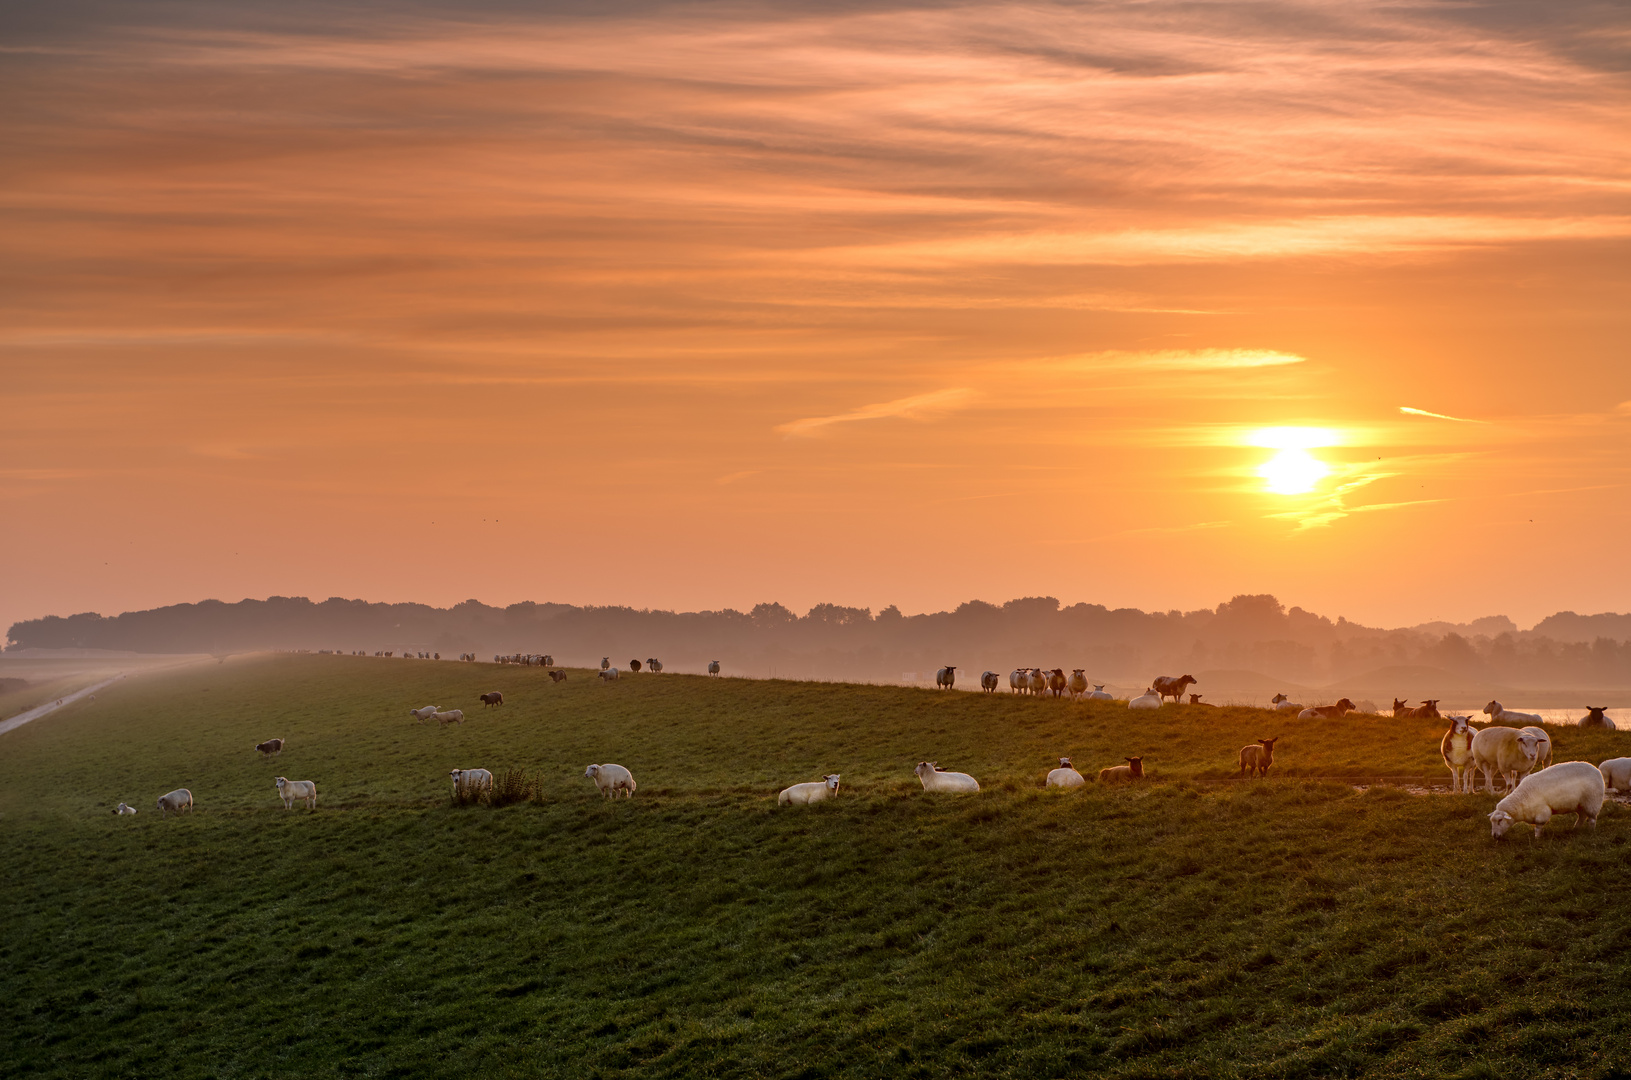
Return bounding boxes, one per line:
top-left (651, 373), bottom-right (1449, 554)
top-left (4, 654), bottom-right (1631, 1079)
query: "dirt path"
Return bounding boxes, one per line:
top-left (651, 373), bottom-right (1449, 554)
top-left (0, 675), bottom-right (125, 738)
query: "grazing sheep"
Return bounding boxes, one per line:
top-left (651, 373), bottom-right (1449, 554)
top-left (1067, 670), bottom-right (1088, 701)
top-left (935, 666), bottom-right (957, 690)
top-left (1239, 738), bottom-right (1280, 779)
top-left (584, 763), bottom-right (635, 798)
top-left (156, 789), bottom-right (193, 818)
top-left (450, 768), bottom-right (494, 799)
top-left (1046, 757), bottom-right (1085, 789)
top-left (980, 670), bottom-right (1000, 693)
top-left (432, 709), bottom-right (465, 727)
top-left (779, 774), bottom-right (840, 805)
top-left (1471, 726), bottom-right (1542, 794)
top-left (599, 667), bottom-right (620, 682)
top-left (914, 761), bottom-right (979, 793)
top-left (1128, 688), bottom-right (1161, 710)
top-left (1298, 699), bottom-right (1356, 720)
top-left (1086, 684), bottom-right (1113, 702)
top-left (113, 802), bottom-right (137, 816)
top-left (1440, 716), bottom-right (1476, 793)
top-left (1598, 757), bottom-right (1631, 793)
top-left (255, 738), bottom-right (285, 757)
top-left (549, 670), bottom-right (567, 684)
top-left (1271, 693), bottom-right (1305, 712)
top-left (1488, 762), bottom-right (1605, 839)
top-left (1580, 706), bottom-right (1618, 730)
top-left (409, 706), bottom-right (439, 723)
top-left (708, 660), bottom-right (721, 676)
top-left (480, 691), bottom-right (504, 708)
top-left (1522, 726), bottom-right (1553, 770)
top-left (1152, 675), bottom-right (1197, 704)
top-left (275, 776), bottom-right (317, 811)
top-left (1099, 757), bottom-right (1145, 783)
top-left (1484, 700), bottom-right (1543, 726)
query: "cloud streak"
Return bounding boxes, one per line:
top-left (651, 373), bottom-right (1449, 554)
top-left (777, 388), bottom-right (977, 437)
top-left (1400, 406), bottom-right (1486, 423)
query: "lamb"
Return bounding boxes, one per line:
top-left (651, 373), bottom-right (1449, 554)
top-left (450, 768), bottom-right (494, 799)
top-left (980, 670), bottom-right (1000, 693)
top-left (549, 670), bottom-right (567, 683)
top-left (585, 763), bottom-right (636, 798)
top-left (1298, 699), bottom-right (1356, 720)
top-left (1471, 726), bottom-right (1542, 794)
top-left (1271, 693), bottom-right (1304, 712)
top-left (1067, 670), bottom-right (1088, 701)
top-left (1484, 700), bottom-right (1543, 725)
top-left (1099, 757), bottom-right (1145, 783)
top-left (113, 802), bottom-right (137, 816)
top-left (255, 738), bottom-right (285, 756)
top-left (708, 660), bottom-right (721, 676)
top-left (1086, 684), bottom-right (1113, 702)
top-left (1440, 716), bottom-right (1476, 794)
top-left (480, 691), bottom-right (504, 707)
top-left (1188, 694), bottom-right (1216, 707)
top-left (156, 789), bottom-right (193, 817)
top-left (1580, 706), bottom-right (1618, 730)
top-left (275, 776), bottom-right (318, 811)
top-left (1488, 761), bottom-right (1606, 839)
top-left (1598, 757), bottom-right (1631, 792)
top-left (1046, 757), bottom-right (1085, 788)
top-left (778, 774), bottom-right (840, 805)
top-left (409, 706), bottom-right (439, 723)
top-left (1152, 675), bottom-right (1197, 704)
top-left (1521, 726), bottom-right (1553, 770)
top-left (1238, 737), bottom-right (1280, 779)
top-left (1128, 688), bottom-right (1162, 710)
top-left (935, 665), bottom-right (957, 690)
top-left (914, 761), bottom-right (979, 792)
top-left (599, 667), bottom-right (620, 682)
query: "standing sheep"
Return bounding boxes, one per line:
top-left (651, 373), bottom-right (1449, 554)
top-left (935, 666), bottom-right (957, 690)
top-left (275, 777), bottom-right (318, 811)
top-left (585, 763), bottom-right (636, 798)
top-left (1046, 757), bottom-right (1085, 788)
top-left (1471, 726), bottom-right (1541, 794)
top-left (1521, 726), bottom-right (1553, 770)
top-left (1488, 762), bottom-right (1606, 839)
top-left (914, 761), bottom-right (979, 793)
top-left (599, 667), bottom-right (621, 682)
top-left (1239, 738), bottom-right (1280, 779)
top-left (1599, 758), bottom-right (1631, 792)
top-left (980, 671), bottom-right (1000, 693)
top-left (156, 789), bottom-right (193, 817)
top-left (1067, 670), bottom-right (1088, 701)
top-left (778, 774), bottom-right (840, 805)
top-left (1440, 716), bottom-right (1476, 794)
top-left (708, 660), bottom-right (721, 676)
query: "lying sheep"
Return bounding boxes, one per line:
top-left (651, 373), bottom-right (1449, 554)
top-left (599, 667), bottom-right (620, 682)
top-left (1086, 684), bottom-right (1113, 702)
top-left (1440, 716), bottom-right (1476, 794)
top-left (1239, 738), bottom-right (1279, 779)
top-left (1127, 688), bottom-right (1161, 710)
top-left (1298, 699), bottom-right (1356, 720)
top-left (1188, 694), bottom-right (1215, 707)
top-left (1099, 757), bottom-right (1145, 783)
top-left (1484, 700), bottom-right (1543, 725)
top-left (1270, 693), bottom-right (1304, 712)
top-left (1599, 758), bottom-right (1631, 792)
top-left (585, 763), bottom-right (635, 798)
top-left (275, 776), bottom-right (317, 811)
top-left (779, 774), bottom-right (840, 805)
top-left (1471, 725), bottom-right (1541, 794)
top-left (113, 802), bottom-right (137, 816)
top-left (1046, 757), bottom-right (1085, 788)
top-left (433, 709), bottom-right (464, 727)
top-left (1581, 707), bottom-right (1618, 730)
top-left (410, 706), bottom-right (439, 723)
top-left (156, 789), bottom-right (193, 818)
top-left (1489, 762), bottom-right (1605, 839)
top-left (914, 761), bottom-right (979, 792)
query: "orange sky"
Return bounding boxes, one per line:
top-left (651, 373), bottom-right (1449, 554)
top-left (4, 0), bottom-right (1630, 635)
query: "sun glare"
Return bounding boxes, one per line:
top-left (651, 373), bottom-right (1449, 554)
top-left (1258, 448), bottom-right (1329, 494)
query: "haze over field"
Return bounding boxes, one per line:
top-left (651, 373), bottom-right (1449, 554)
top-left (3, 1), bottom-right (1629, 649)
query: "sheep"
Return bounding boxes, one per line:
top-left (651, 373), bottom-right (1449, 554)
top-left (450, 768), bottom-right (494, 799)
top-left (549, 670), bottom-right (567, 684)
top-left (275, 776), bottom-right (317, 811)
top-left (779, 774), bottom-right (840, 805)
top-left (630, 659), bottom-right (642, 672)
top-left (1483, 700), bottom-right (1543, 726)
top-left (542, 654), bottom-right (554, 666)
top-left (1128, 688), bottom-right (1161, 710)
top-left (599, 667), bottom-right (620, 682)
top-left (601, 657), bottom-right (610, 670)
top-left (480, 691), bottom-right (504, 708)
top-left (1067, 670), bottom-right (1088, 701)
top-left (1048, 668), bottom-right (1068, 698)
top-left (935, 665), bottom-right (957, 690)
top-left (1086, 684), bottom-right (1113, 702)
top-left (1152, 675), bottom-right (1197, 704)
top-left (1599, 757), bottom-right (1631, 792)
top-left (1046, 757), bottom-right (1085, 788)
top-left (1099, 757), bottom-right (1145, 783)
top-left (113, 802), bottom-right (137, 816)
top-left (1271, 693), bottom-right (1304, 712)
top-left (585, 763), bottom-right (636, 798)
top-left (255, 738), bottom-right (285, 757)
top-left (433, 709), bottom-right (465, 726)
top-left (1471, 726), bottom-right (1542, 794)
top-left (1298, 699), bottom-right (1356, 720)
top-left (1522, 726), bottom-right (1553, 770)
top-left (409, 706), bottom-right (439, 723)
top-left (648, 658), bottom-right (663, 673)
top-left (1028, 669), bottom-right (1048, 695)
top-left (708, 660), bottom-right (721, 676)
top-left (1391, 698), bottom-right (1412, 717)
top-left (1488, 761), bottom-right (1606, 839)
top-left (156, 789), bottom-right (193, 818)
top-left (1239, 737), bottom-right (1280, 779)
top-left (980, 670), bottom-right (1000, 693)
top-left (1188, 693), bottom-right (1216, 707)
top-left (1440, 716), bottom-right (1476, 793)
top-left (1580, 706), bottom-right (1618, 730)
top-left (914, 761), bottom-right (979, 793)
top-left (1413, 700), bottom-right (1443, 719)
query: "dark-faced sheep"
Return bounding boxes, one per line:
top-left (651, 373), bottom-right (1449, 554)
top-left (1239, 737), bottom-right (1279, 778)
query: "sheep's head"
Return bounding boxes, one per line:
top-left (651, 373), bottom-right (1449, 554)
top-left (583, 765), bottom-right (599, 779)
top-left (1483, 700), bottom-right (1500, 715)
top-left (824, 774), bottom-right (841, 791)
top-left (1517, 734), bottom-right (1541, 765)
top-left (914, 762), bottom-right (933, 779)
top-left (1272, 693), bottom-right (1289, 704)
top-left (1448, 716), bottom-right (1472, 735)
top-left (1126, 757), bottom-right (1144, 775)
top-left (1488, 809), bottom-right (1514, 838)
top-left (1094, 684), bottom-right (1105, 691)
top-left (1335, 698), bottom-right (1355, 712)
top-left (1059, 757), bottom-right (1072, 769)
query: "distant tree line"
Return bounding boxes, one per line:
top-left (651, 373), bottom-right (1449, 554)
top-left (8, 593), bottom-right (1631, 688)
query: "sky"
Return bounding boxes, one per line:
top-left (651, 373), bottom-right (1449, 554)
top-left (3, 0), bottom-right (1630, 637)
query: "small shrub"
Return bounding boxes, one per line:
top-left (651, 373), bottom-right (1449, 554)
top-left (491, 768), bottom-right (539, 807)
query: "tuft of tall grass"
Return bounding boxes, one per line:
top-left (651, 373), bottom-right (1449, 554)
top-left (491, 768), bottom-right (538, 807)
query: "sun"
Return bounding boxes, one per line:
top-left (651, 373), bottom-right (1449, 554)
top-left (1258, 447), bottom-right (1329, 494)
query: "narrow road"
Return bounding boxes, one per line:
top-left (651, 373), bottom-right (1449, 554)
top-left (0, 674), bottom-right (125, 738)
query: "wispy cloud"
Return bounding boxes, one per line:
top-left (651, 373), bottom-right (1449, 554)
top-left (777, 388), bottom-right (977, 437)
top-left (715, 469), bottom-right (761, 485)
top-left (1400, 406), bottom-right (1485, 423)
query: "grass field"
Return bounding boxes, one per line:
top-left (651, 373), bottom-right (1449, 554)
top-left (4, 654), bottom-right (1631, 1079)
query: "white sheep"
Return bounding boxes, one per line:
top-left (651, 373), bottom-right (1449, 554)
top-left (1471, 726), bottom-right (1542, 794)
top-left (1598, 758), bottom-right (1631, 793)
top-left (914, 761), bottom-right (979, 793)
top-left (410, 705), bottom-right (439, 722)
top-left (1086, 684), bottom-right (1113, 702)
top-left (1067, 670), bottom-right (1088, 701)
top-left (1046, 757), bottom-right (1085, 789)
top-left (450, 768), bottom-right (494, 799)
top-left (275, 776), bottom-right (318, 811)
top-left (1027, 669), bottom-right (1048, 695)
top-left (585, 763), bottom-right (635, 798)
top-left (1440, 716), bottom-right (1476, 794)
top-left (1483, 700), bottom-right (1544, 725)
top-left (156, 789), bottom-right (193, 818)
top-left (599, 667), bottom-right (621, 682)
top-left (1128, 688), bottom-right (1161, 710)
top-left (779, 774), bottom-right (840, 805)
top-left (113, 802), bottom-right (137, 816)
top-left (980, 671), bottom-right (1000, 693)
top-left (1489, 762), bottom-right (1606, 839)
top-left (1270, 693), bottom-right (1304, 712)
top-left (433, 709), bottom-right (464, 726)
top-left (1521, 726), bottom-right (1553, 771)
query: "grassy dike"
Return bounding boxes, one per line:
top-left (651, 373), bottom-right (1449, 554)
top-left (3, 653), bottom-right (1630, 1078)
